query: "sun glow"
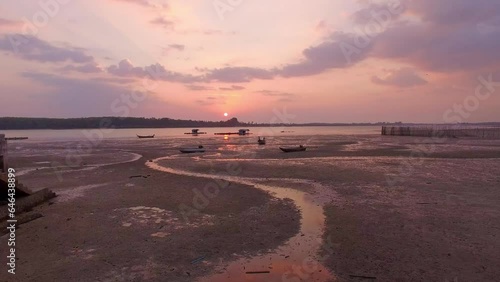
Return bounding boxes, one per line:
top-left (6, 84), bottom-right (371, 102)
top-left (224, 112), bottom-right (228, 117)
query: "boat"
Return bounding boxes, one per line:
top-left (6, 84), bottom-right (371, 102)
top-left (214, 129), bottom-right (251, 136)
top-left (258, 137), bottom-right (266, 145)
top-left (137, 134), bottom-right (155, 139)
top-left (179, 145), bottom-right (205, 153)
top-left (184, 129), bottom-right (207, 135)
top-left (279, 145), bottom-right (306, 153)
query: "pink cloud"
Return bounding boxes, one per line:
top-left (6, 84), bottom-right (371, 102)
top-left (150, 17), bottom-right (175, 29)
top-left (371, 68), bottom-right (427, 88)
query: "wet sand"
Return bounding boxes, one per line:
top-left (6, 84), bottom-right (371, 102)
top-left (1, 134), bottom-right (500, 281)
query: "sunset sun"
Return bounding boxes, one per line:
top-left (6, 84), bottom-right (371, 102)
top-left (224, 112), bottom-right (228, 117)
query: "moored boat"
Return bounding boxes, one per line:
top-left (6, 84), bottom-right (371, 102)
top-left (279, 145), bottom-right (306, 152)
top-left (214, 129), bottom-right (251, 136)
top-left (184, 129), bottom-right (207, 135)
top-left (238, 129), bottom-right (250, 135)
top-left (137, 134), bottom-right (155, 139)
top-left (258, 137), bottom-right (266, 145)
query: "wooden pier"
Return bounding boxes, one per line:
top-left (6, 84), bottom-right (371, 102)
top-left (381, 126), bottom-right (500, 139)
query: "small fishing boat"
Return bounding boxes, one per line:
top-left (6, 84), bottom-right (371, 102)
top-left (137, 134), bottom-right (155, 139)
top-left (279, 145), bottom-right (306, 153)
top-left (258, 137), bottom-right (266, 145)
top-left (214, 129), bottom-right (251, 136)
top-left (184, 129), bottom-right (207, 135)
top-left (179, 145), bottom-right (205, 153)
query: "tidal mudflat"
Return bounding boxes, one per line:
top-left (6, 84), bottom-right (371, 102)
top-left (2, 134), bottom-right (500, 281)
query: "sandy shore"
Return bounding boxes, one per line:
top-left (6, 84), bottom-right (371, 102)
top-left (1, 134), bottom-right (500, 281)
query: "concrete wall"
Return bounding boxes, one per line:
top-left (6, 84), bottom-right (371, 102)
top-left (0, 188), bottom-right (56, 221)
top-left (0, 134), bottom-right (6, 173)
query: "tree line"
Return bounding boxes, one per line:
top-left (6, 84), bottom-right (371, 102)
top-left (0, 117), bottom-right (248, 130)
top-left (2, 117), bottom-right (487, 130)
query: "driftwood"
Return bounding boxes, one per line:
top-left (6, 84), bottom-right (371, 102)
top-left (246, 271), bottom-right (271, 274)
top-left (349, 274), bottom-right (377, 279)
top-left (129, 175), bottom-right (151, 179)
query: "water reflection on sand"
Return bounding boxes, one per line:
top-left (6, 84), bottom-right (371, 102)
top-left (148, 153), bottom-right (337, 281)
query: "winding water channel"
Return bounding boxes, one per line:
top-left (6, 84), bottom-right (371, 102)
top-left (147, 155), bottom-right (337, 281)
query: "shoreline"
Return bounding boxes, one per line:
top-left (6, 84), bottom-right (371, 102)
top-left (2, 135), bottom-right (500, 281)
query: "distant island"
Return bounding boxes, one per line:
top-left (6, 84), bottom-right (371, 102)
top-left (0, 117), bottom-right (499, 130)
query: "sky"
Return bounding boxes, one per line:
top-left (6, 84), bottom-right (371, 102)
top-left (0, 0), bottom-right (499, 123)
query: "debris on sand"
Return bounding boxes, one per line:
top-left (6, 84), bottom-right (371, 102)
top-left (246, 271), bottom-right (271, 274)
top-left (113, 206), bottom-right (214, 232)
top-left (191, 256), bottom-right (205, 264)
top-left (349, 274), bottom-right (377, 279)
top-left (129, 175), bottom-right (151, 179)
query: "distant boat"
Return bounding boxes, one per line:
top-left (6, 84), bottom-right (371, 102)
top-left (184, 129), bottom-right (207, 135)
top-left (214, 129), bottom-right (251, 136)
top-left (137, 134), bottom-right (155, 139)
top-left (180, 145), bottom-right (205, 153)
top-left (258, 137), bottom-right (266, 145)
top-left (279, 145), bottom-right (306, 153)
top-left (5, 137), bottom-right (29, 140)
